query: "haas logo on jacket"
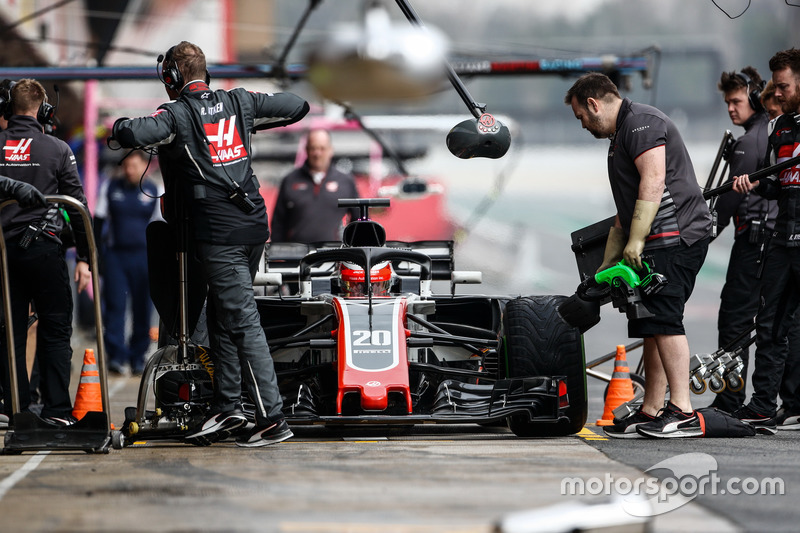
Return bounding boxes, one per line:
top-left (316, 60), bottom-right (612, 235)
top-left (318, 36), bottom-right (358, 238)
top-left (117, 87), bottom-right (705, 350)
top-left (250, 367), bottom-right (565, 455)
top-left (203, 116), bottom-right (247, 165)
top-left (3, 138), bottom-right (33, 162)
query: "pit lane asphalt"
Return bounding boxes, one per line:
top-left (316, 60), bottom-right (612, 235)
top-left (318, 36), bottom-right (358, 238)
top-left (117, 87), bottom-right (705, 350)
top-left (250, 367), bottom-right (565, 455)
top-left (0, 363), bottom-right (741, 533)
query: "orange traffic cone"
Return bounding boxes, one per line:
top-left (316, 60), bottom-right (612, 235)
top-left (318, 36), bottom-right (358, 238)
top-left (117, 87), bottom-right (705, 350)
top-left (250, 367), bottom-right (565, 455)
top-left (596, 345), bottom-right (636, 426)
top-left (72, 349), bottom-right (103, 420)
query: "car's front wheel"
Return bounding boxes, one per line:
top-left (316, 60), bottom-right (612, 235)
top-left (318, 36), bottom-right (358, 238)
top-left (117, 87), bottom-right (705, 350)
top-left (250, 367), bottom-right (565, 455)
top-left (502, 295), bottom-right (587, 437)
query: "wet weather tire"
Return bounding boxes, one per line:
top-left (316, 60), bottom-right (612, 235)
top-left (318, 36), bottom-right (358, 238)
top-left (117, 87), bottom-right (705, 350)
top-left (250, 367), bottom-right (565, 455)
top-left (503, 295), bottom-right (587, 437)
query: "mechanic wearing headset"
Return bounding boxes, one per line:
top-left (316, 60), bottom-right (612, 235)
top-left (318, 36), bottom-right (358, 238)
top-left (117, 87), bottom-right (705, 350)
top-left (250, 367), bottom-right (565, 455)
top-left (112, 41), bottom-right (309, 447)
top-left (709, 67), bottom-right (780, 414)
top-left (565, 72), bottom-right (712, 439)
top-left (733, 48), bottom-right (800, 431)
top-left (0, 79), bottom-right (92, 426)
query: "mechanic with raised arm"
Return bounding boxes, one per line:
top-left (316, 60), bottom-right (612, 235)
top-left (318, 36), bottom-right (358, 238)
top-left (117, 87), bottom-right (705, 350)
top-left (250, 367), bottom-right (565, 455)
top-left (0, 79), bottom-right (92, 426)
top-left (112, 41), bottom-right (309, 447)
top-left (732, 48), bottom-right (800, 431)
top-left (708, 67), bottom-right (777, 414)
top-left (565, 72), bottom-right (711, 439)
top-left (270, 128), bottom-right (359, 243)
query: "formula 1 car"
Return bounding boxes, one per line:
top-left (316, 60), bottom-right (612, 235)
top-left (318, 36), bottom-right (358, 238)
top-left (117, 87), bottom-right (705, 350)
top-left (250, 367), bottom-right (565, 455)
top-left (123, 199), bottom-right (587, 441)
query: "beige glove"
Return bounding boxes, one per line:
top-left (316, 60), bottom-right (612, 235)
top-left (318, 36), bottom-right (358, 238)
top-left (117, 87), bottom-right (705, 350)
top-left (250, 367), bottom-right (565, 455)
top-left (597, 226), bottom-right (626, 273)
top-left (623, 199), bottom-right (659, 270)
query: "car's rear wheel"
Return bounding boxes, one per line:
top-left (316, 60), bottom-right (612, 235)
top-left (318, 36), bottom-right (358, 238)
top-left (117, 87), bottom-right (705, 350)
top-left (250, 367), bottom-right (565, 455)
top-left (502, 295), bottom-right (587, 437)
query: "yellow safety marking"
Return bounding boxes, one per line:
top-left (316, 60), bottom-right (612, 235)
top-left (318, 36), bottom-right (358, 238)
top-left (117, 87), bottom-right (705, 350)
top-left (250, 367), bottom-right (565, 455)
top-left (576, 427), bottom-right (608, 441)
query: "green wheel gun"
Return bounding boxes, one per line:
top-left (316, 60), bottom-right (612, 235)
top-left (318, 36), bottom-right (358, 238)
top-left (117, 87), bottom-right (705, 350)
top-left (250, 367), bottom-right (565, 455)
top-left (576, 260), bottom-right (668, 320)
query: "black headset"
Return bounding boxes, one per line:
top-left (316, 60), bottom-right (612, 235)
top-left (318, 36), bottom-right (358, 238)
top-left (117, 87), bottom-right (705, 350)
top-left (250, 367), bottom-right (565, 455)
top-left (0, 79), bottom-right (56, 126)
top-left (158, 46), bottom-right (211, 93)
top-left (0, 79), bottom-right (15, 120)
top-left (735, 71), bottom-right (766, 112)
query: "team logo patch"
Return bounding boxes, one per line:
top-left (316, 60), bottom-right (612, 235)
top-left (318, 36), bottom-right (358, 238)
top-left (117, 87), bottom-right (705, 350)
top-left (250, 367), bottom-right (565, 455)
top-left (325, 181), bottom-right (339, 193)
top-left (3, 138), bottom-right (32, 162)
top-left (203, 116), bottom-right (247, 164)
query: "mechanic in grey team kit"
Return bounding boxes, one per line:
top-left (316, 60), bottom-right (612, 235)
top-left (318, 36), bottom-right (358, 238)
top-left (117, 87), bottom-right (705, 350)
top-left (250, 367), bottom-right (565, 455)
top-left (112, 41), bottom-right (309, 447)
top-left (565, 72), bottom-right (712, 439)
top-left (0, 79), bottom-right (92, 425)
top-left (708, 66), bottom-right (779, 414)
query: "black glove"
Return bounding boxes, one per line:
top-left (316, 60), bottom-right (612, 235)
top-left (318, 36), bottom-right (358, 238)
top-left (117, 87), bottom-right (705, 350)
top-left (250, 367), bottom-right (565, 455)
top-left (108, 117), bottom-right (131, 150)
top-left (0, 176), bottom-right (47, 208)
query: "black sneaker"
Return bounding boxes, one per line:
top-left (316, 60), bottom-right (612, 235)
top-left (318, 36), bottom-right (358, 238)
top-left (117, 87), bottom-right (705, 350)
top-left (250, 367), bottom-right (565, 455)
top-left (185, 409), bottom-right (247, 446)
top-left (777, 413), bottom-right (800, 430)
top-left (733, 405), bottom-right (777, 435)
top-left (603, 407), bottom-right (656, 439)
top-left (636, 402), bottom-right (702, 439)
top-left (235, 419), bottom-right (293, 448)
top-left (44, 415), bottom-right (78, 427)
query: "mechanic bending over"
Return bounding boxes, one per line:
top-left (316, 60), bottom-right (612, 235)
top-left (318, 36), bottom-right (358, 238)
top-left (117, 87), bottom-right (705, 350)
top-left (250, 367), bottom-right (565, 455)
top-left (112, 41), bottom-right (309, 447)
top-left (0, 79), bottom-right (92, 426)
top-left (565, 72), bottom-right (712, 439)
top-left (732, 48), bottom-right (800, 432)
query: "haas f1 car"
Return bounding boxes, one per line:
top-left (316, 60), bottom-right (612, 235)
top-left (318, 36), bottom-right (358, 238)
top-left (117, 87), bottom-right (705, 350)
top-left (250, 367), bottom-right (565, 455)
top-left (123, 199), bottom-right (587, 441)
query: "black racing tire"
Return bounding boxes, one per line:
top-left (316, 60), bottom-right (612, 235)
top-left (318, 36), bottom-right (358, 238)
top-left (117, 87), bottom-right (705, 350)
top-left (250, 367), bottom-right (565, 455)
top-left (503, 295), bottom-right (587, 437)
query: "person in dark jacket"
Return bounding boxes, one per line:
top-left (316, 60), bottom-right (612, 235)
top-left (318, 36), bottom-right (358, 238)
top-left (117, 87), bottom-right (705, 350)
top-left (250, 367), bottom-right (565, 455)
top-left (0, 175), bottom-right (46, 428)
top-left (709, 67), bottom-right (776, 413)
top-left (270, 128), bottom-right (359, 243)
top-left (113, 41), bottom-right (308, 447)
top-left (0, 78), bottom-right (92, 426)
top-left (94, 150), bottom-right (163, 376)
top-left (733, 48), bottom-right (800, 431)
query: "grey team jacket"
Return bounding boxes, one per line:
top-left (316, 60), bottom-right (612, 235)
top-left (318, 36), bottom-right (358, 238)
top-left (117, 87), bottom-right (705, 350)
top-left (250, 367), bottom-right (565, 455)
top-left (113, 81), bottom-right (309, 245)
top-left (0, 114), bottom-right (90, 259)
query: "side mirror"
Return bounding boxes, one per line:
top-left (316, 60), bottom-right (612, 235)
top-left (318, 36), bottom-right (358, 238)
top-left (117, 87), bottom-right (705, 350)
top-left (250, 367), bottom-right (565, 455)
top-left (446, 113), bottom-right (511, 159)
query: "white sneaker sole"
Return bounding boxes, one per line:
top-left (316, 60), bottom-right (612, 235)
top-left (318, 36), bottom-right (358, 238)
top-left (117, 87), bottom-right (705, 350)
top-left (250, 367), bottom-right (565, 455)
top-left (185, 415), bottom-right (247, 444)
top-left (603, 427), bottom-right (646, 439)
top-left (637, 427), bottom-right (703, 439)
top-left (235, 428), bottom-right (293, 448)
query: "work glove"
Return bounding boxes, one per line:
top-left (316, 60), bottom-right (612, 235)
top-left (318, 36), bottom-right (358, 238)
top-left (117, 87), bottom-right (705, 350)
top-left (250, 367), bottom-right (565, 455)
top-left (623, 199), bottom-right (659, 270)
top-left (0, 176), bottom-right (47, 208)
top-left (597, 226), bottom-right (626, 273)
top-left (107, 117), bottom-right (131, 150)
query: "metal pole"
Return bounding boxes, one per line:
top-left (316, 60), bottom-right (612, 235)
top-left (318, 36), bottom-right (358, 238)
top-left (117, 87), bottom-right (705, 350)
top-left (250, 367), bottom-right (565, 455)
top-left (0, 195), bottom-right (108, 427)
top-left (52, 195), bottom-right (110, 427)
top-left (394, 0), bottom-right (483, 118)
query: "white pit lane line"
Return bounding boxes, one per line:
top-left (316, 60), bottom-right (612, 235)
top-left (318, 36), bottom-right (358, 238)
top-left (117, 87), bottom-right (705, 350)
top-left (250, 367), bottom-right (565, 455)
top-left (0, 452), bottom-right (50, 500)
top-left (0, 375), bottom-right (127, 501)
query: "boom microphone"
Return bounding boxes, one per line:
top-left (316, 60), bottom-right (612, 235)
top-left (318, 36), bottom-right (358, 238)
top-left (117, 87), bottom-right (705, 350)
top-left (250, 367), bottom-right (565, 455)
top-left (446, 113), bottom-right (511, 159)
